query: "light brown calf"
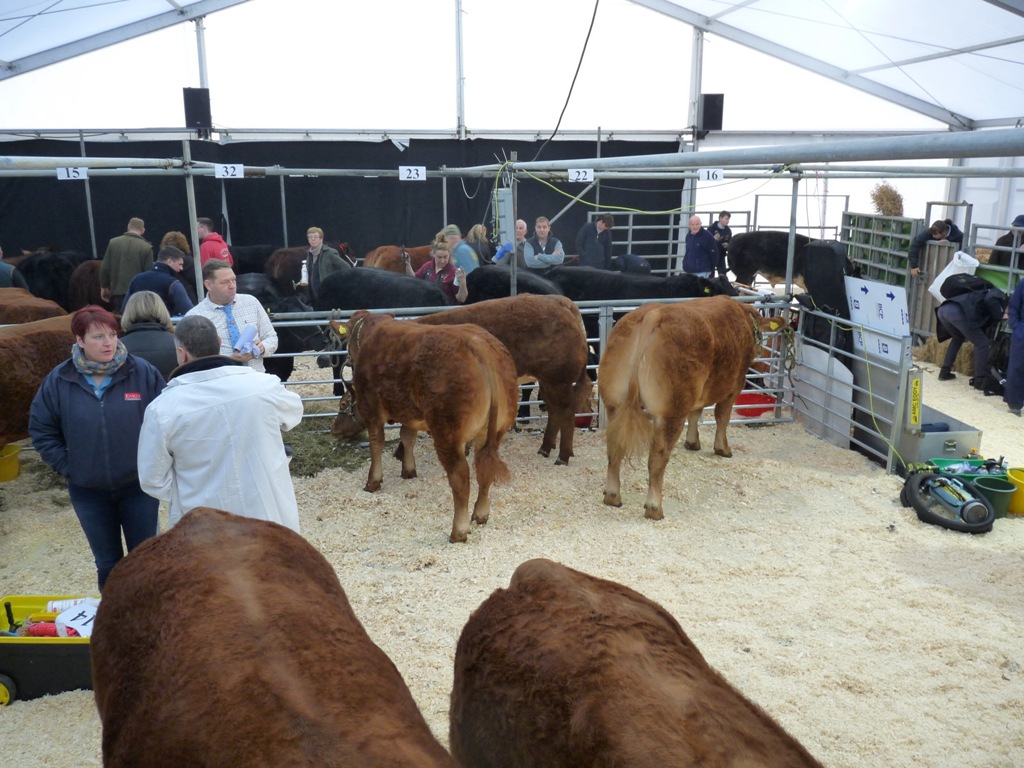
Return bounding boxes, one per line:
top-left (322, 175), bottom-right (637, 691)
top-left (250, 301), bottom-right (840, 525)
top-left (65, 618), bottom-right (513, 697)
top-left (599, 296), bottom-right (780, 519)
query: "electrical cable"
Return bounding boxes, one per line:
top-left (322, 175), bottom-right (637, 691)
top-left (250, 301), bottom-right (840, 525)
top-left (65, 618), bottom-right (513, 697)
top-left (530, 0), bottom-right (601, 163)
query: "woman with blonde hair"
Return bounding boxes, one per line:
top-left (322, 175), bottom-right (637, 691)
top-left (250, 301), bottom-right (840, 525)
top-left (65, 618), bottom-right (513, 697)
top-left (465, 223), bottom-right (492, 263)
top-left (403, 241), bottom-right (468, 305)
top-left (121, 291), bottom-right (179, 378)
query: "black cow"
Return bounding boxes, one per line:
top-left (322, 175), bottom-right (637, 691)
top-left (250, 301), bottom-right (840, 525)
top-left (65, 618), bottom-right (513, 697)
top-left (465, 265), bottom-right (563, 304)
top-left (545, 266), bottom-right (734, 303)
top-left (726, 231), bottom-right (812, 286)
top-left (235, 273), bottom-right (327, 382)
top-left (229, 244), bottom-right (278, 275)
top-left (314, 267), bottom-right (450, 312)
top-left (18, 249), bottom-right (92, 311)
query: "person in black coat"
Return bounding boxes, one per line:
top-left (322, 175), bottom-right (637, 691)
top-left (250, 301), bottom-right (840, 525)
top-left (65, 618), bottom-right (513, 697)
top-left (935, 280), bottom-right (1009, 388)
top-left (908, 219), bottom-right (964, 277)
top-left (575, 213), bottom-right (615, 270)
top-left (120, 291), bottom-right (179, 379)
top-left (121, 246), bottom-right (194, 317)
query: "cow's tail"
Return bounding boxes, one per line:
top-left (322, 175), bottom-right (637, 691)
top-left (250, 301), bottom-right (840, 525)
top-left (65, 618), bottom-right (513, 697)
top-left (474, 353), bottom-right (512, 487)
top-left (605, 322), bottom-right (656, 464)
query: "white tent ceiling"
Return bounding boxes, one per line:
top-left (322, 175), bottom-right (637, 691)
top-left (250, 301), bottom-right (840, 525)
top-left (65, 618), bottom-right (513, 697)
top-left (2, 0), bottom-right (1023, 132)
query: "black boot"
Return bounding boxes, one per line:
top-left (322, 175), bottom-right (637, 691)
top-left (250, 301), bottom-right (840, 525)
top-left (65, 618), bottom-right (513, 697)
top-left (938, 367), bottom-right (956, 381)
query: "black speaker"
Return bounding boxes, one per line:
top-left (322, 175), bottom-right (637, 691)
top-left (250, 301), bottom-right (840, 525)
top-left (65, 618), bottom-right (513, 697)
top-left (183, 87), bottom-right (212, 130)
top-left (701, 93), bottom-right (724, 131)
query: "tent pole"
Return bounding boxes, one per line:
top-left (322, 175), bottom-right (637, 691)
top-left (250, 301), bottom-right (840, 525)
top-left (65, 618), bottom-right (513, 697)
top-left (194, 17), bottom-right (209, 88)
top-left (183, 140), bottom-right (204, 300)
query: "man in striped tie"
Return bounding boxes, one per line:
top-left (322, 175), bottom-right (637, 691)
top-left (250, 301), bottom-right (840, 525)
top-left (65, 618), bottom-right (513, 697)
top-left (185, 259), bottom-right (279, 375)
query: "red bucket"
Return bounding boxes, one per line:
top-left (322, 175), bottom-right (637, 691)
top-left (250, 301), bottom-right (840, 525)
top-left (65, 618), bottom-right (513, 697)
top-left (733, 392), bottom-right (775, 418)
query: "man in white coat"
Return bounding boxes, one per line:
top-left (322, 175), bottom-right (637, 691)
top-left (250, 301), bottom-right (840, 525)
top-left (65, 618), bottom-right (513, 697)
top-left (137, 315), bottom-right (304, 532)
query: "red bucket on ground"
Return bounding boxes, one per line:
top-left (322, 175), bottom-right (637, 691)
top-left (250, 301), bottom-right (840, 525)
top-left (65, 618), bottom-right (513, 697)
top-left (733, 392), bottom-right (775, 418)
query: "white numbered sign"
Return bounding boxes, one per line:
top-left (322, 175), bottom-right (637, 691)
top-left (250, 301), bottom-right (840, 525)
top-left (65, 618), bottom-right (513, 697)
top-left (698, 168), bottom-right (724, 182)
top-left (399, 165), bottom-right (427, 181)
top-left (215, 164), bottom-right (244, 179)
top-left (568, 168), bottom-right (594, 183)
top-left (56, 167), bottom-right (89, 180)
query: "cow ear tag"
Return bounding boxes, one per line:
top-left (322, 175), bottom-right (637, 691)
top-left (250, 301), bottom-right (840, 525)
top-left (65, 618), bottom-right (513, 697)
top-left (335, 325), bottom-right (347, 336)
top-left (769, 321), bottom-right (780, 330)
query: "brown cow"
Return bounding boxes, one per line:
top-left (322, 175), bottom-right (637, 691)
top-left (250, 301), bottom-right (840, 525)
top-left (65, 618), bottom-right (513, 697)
top-left (450, 558), bottom-right (823, 768)
top-left (67, 259), bottom-right (112, 311)
top-left (341, 310), bottom-right (517, 542)
top-left (0, 313), bottom-right (74, 446)
top-left (92, 507), bottom-right (457, 768)
top-left (0, 287), bottom-right (67, 323)
top-left (599, 296), bottom-right (780, 519)
top-left (416, 295), bottom-right (590, 464)
top-left (263, 245), bottom-right (307, 295)
top-left (332, 295), bottom-right (591, 465)
top-left (363, 244), bottom-right (433, 274)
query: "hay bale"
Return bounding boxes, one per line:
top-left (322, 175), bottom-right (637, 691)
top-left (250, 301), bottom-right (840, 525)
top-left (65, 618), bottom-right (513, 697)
top-left (913, 336), bottom-right (975, 374)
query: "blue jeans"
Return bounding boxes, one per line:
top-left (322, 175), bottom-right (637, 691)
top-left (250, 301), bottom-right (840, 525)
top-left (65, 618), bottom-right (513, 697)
top-left (68, 481), bottom-right (159, 591)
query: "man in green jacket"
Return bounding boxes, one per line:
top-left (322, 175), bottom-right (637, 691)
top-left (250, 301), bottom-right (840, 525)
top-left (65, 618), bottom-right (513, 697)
top-left (304, 226), bottom-right (351, 304)
top-left (100, 217), bottom-right (154, 309)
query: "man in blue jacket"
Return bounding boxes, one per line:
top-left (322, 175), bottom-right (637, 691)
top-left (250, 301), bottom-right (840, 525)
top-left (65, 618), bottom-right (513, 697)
top-left (683, 215), bottom-right (719, 278)
top-left (121, 246), bottom-right (194, 316)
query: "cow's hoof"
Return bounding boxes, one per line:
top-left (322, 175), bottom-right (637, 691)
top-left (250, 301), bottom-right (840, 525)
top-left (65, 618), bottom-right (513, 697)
top-left (644, 505), bottom-right (664, 521)
top-left (449, 531), bottom-right (468, 544)
top-left (603, 492), bottom-right (622, 507)
top-left (714, 448), bottom-right (733, 458)
top-left (537, 446), bottom-right (552, 458)
top-left (364, 481), bottom-right (381, 493)
top-left (684, 440), bottom-right (701, 452)
top-left (400, 469), bottom-right (418, 479)
top-left (554, 456), bottom-right (569, 466)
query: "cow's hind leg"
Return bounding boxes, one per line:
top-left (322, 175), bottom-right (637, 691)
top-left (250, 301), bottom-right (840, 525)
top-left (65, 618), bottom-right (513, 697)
top-left (603, 405), bottom-right (624, 507)
top-left (712, 399), bottom-right (736, 458)
top-left (645, 415), bottom-right (687, 520)
top-left (398, 425), bottom-right (418, 478)
top-left (683, 406), bottom-right (704, 451)
top-left (435, 438), bottom-right (472, 543)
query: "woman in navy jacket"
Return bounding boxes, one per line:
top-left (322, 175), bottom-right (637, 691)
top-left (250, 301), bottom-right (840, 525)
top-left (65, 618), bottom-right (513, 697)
top-left (29, 305), bottom-right (166, 589)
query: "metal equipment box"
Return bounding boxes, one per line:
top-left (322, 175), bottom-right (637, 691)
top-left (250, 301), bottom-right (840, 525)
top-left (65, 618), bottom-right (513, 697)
top-left (897, 403), bottom-right (983, 466)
